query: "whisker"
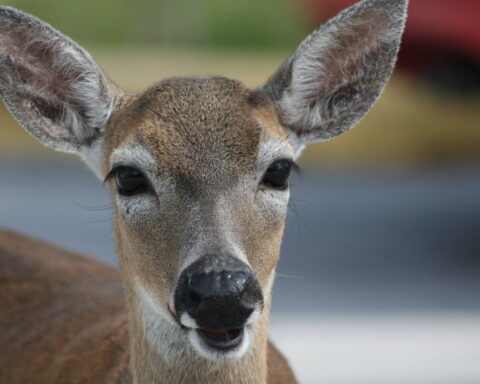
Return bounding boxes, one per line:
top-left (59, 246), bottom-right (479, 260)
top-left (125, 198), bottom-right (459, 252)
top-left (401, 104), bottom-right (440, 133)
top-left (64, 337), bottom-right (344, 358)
top-left (275, 272), bottom-right (304, 279)
top-left (66, 195), bottom-right (113, 212)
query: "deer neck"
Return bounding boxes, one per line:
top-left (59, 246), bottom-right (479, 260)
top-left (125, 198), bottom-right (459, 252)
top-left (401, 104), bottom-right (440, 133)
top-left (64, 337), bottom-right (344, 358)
top-left (122, 279), bottom-right (270, 384)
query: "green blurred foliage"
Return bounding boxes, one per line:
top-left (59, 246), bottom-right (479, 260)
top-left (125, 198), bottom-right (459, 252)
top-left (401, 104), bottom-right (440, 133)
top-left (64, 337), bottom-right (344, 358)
top-left (2, 0), bottom-right (307, 49)
top-left (2, 0), bottom-right (132, 45)
top-left (203, 0), bottom-right (306, 48)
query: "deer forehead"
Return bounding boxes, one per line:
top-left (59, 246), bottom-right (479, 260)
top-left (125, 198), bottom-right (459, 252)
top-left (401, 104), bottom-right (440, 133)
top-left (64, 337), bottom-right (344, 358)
top-left (105, 76), bottom-right (294, 184)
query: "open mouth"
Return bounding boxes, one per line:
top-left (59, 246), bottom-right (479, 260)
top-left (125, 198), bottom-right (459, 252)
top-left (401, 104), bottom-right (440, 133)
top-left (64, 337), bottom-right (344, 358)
top-left (197, 327), bottom-right (244, 350)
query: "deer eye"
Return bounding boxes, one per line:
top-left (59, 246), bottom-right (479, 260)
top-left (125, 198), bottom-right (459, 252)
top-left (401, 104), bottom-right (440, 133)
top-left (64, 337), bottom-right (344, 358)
top-left (113, 166), bottom-right (148, 196)
top-left (262, 159), bottom-right (294, 191)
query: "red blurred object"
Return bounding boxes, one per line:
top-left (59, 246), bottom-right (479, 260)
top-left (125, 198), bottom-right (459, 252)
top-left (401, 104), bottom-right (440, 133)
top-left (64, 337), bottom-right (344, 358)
top-left (296, 0), bottom-right (480, 93)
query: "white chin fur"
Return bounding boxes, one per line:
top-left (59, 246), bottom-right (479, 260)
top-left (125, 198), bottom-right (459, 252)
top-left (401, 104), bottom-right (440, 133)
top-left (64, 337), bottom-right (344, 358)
top-left (188, 327), bottom-right (252, 362)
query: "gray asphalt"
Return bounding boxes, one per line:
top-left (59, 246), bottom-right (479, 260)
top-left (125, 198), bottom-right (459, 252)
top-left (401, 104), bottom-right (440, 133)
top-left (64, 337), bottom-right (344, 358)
top-left (1, 159), bottom-right (479, 316)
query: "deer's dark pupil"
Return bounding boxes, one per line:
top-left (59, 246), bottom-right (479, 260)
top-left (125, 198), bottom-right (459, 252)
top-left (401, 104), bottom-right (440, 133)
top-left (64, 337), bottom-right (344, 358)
top-left (115, 166), bottom-right (147, 196)
top-left (262, 159), bottom-right (293, 190)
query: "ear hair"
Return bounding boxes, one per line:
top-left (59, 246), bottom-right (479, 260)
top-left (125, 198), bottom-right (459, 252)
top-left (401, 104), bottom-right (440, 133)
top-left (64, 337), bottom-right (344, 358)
top-left (0, 6), bottom-right (121, 154)
top-left (261, 0), bottom-right (408, 151)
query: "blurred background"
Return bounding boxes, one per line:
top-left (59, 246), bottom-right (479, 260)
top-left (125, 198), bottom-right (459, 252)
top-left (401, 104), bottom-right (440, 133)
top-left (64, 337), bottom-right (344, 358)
top-left (1, 0), bottom-right (479, 383)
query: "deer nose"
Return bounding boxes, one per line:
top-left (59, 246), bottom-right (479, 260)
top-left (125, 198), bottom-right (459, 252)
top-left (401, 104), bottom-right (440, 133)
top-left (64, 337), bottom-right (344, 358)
top-left (175, 256), bottom-right (263, 330)
top-left (183, 270), bottom-right (261, 330)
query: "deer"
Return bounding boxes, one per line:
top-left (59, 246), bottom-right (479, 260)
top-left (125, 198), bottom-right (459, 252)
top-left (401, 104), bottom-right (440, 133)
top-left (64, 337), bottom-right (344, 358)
top-left (0, 0), bottom-right (408, 383)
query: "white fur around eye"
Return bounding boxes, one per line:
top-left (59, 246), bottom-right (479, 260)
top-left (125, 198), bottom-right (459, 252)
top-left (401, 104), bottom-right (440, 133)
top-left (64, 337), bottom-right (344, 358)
top-left (256, 187), bottom-right (290, 223)
top-left (254, 133), bottom-right (294, 222)
top-left (110, 145), bottom-right (181, 227)
top-left (116, 193), bottom-right (159, 227)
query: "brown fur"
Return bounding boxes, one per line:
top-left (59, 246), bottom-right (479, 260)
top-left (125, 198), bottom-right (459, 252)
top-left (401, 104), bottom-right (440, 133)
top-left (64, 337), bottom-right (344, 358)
top-left (104, 77), bottom-right (267, 178)
top-left (0, 229), bottom-right (296, 383)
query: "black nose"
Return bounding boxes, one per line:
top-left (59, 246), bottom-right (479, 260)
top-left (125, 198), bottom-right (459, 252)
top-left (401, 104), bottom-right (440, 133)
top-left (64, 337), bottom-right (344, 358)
top-left (175, 255), bottom-right (263, 330)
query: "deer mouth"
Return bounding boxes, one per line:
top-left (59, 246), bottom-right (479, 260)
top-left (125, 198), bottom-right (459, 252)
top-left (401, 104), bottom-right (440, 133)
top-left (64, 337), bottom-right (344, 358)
top-left (197, 327), bottom-right (244, 350)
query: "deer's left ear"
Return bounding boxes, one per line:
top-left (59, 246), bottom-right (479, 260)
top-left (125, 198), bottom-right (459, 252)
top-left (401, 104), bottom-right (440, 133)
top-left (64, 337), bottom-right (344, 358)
top-left (261, 0), bottom-right (408, 153)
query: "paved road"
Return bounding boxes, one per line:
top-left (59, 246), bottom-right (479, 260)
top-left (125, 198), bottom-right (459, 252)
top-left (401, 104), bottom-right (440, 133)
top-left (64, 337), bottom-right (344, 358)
top-left (1, 159), bottom-right (480, 383)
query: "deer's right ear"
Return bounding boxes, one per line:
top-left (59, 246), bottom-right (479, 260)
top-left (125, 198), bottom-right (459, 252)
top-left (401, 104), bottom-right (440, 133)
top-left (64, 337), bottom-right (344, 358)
top-left (0, 7), bottom-right (122, 176)
top-left (260, 0), bottom-right (408, 155)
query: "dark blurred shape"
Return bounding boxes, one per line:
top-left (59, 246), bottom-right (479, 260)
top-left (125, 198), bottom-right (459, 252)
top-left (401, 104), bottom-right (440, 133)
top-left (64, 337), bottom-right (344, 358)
top-left (296, 0), bottom-right (480, 96)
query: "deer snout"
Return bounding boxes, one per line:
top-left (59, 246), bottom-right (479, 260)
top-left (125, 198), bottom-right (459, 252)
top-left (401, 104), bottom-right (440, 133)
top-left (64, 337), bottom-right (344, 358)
top-left (174, 255), bottom-right (263, 331)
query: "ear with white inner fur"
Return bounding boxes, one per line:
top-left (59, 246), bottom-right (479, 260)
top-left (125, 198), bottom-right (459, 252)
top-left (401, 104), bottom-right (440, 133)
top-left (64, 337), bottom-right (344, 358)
top-left (0, 7), bottom-right (121, 174)
top-left (261, 0), bottom-right (408, 153)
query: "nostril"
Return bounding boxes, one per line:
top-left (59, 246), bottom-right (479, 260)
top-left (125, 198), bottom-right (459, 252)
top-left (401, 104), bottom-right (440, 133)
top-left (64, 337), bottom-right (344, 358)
top-left (240, 286), bottom-right (261, 310)
top-left (240, 276), bottom-right (264, 310)
top-left (187, 290), bottom-right (202, 313)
